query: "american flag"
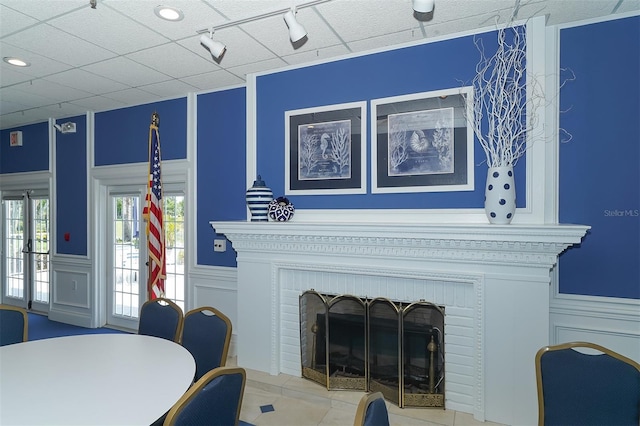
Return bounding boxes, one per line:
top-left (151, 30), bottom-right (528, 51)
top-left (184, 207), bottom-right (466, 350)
top-left (142, 118), bottom-right (165, 300)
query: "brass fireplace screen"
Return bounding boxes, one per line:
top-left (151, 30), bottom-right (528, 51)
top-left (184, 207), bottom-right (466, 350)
top-left (299, 290), bottom-right (444, 408)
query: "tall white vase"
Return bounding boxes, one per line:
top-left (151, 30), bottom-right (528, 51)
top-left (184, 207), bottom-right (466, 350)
top-left (484, 166), bottom-right (515, 224)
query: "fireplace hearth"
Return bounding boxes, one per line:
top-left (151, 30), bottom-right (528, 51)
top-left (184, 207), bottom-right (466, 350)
top-left (300, 290), bottom-right (445, 408)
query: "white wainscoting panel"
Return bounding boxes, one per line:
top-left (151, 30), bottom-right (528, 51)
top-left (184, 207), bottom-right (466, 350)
top-left (49, 255), bottom-right (93, 327)
top-left (550, 289), bottom-right (640, 363)
top-left (189, 266), bottom-right (238, 356)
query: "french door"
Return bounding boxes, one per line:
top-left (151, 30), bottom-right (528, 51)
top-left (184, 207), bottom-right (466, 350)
top-left (106, 186), bottom-right (185, 330)
top-left (1, 190), bottom-right (50, 313)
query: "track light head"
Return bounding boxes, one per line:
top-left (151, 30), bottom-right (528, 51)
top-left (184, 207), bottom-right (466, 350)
top-left (200, 32), bottom-right (226, 60)
top-left (413, 0), bottom-right (435, 13)
top-left (283, 8), bottom-right (307, 43)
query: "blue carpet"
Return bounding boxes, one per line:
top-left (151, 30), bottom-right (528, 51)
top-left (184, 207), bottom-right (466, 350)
top-left (27, 313), bottom-right (128, 340)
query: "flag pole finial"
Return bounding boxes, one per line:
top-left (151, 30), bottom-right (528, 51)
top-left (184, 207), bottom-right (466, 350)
top-left (151, 111), bottom-right (160, 127)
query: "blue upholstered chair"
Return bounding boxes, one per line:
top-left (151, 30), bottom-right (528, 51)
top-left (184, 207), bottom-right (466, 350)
top-left (535, 341), bottom-right (640, 426)
top-left (138, 298), bottom-right (183, 342)
top-left (0, 304), bottom-right (28, 346)
top-left (181, 306), bottom-right (232, 382)
top-left (353, 392), bottom-right (389, 426)
top-left (163, 366), bottom-right (246, 426)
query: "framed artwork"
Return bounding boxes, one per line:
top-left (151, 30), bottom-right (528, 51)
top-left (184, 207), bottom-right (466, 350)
top-left (371, 87), bottom-right (474, 193)
top-left (285, 101), bottom-right (367, 195)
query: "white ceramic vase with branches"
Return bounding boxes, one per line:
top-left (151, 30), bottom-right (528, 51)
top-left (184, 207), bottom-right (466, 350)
top-left (472, 19), bottom-right (539, 224)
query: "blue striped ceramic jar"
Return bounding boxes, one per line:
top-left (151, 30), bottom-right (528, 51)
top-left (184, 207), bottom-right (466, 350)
top-left (246, 175), bottom-right (273, 222)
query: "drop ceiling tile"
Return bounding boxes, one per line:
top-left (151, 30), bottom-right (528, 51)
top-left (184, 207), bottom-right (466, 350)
top-left (2, 24), bottom-right (116, 67)
top-left (82, 56), bottom-right (172, 87)
top-left (138, 79), bottom-right (196, 99)
top-left (1, 86), bottom-right (63, 109)
top-left (227, 57), bottom-right (289, 79)
top-left (0, 64), bottom-right (36, 87)
top-left (281, 43), bottom-right (351, 67)
top-left (0, 4), bottom-right (39, 37)
top-left (182, 70), bottom-right (245, 91)
top-left (0, 42), bottom-right (75, 78)
top-left (42, 69), bottom-right (128, 95)
top-left (0, 98), bottom-right (28, 115)
top-left (315, 0), bottom-right (421, 43)
top-left (126, 43), bottom-right (216, 79)
top-left (101, 88), bottom-right (161, 105)
top-left (0, 0), bottom-right (86, 21)
top-left (48, 6), bottom-right (170, 55)
top-left (204, 0), bottom-right (294, 21)
top-left (12, 78), bottom-right (94, 105)
top-left (44, 102), bottom-right (88, 119)
top-left (68, 95), bottom-right (127, 112)
top-left (103, 0), bottom-right (226, 40)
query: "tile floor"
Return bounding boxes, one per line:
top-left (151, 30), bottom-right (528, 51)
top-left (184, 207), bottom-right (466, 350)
top-left (232, 359), bottom-right (505, 426)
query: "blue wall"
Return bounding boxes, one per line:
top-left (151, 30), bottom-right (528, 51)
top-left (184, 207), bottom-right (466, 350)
top-left (254, 30), bottom-right (526, 209)
top-left (197, 88), bottom-right (247, 267)
top-left (0, 122), bottom-right (49, 173)
top-left (95, 98), bottom-right (187, 165)
top-left (559, 15), bottom-right (640, 299)
top-left (56, 115), bottom-right (88, 256)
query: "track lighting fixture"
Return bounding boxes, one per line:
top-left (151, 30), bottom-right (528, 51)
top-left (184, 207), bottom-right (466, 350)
top-left (413, 0), bottom-right (435, 13)
top-left (200, 31), bottom-right (226, 60)
top-left (196, 0), bottom-right (329, 59)
top-left (283, 7), bottom-right (307, 43)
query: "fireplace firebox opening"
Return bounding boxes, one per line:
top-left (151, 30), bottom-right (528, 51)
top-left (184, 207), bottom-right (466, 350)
top-left (299, 290), bottom-right (445, 408)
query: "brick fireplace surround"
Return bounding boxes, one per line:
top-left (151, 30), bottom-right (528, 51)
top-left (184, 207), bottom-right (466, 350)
top-left (211, 221), bottom-right (588, 426)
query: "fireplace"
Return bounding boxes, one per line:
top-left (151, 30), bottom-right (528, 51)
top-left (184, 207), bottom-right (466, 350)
top-left (211, 221), bottom-right (588, 425)
top-left (299, 290), bottom-right (445, 407)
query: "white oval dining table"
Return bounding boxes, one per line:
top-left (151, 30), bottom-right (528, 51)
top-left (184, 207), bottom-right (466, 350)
top-left (0, 333), bottom-right (195, 426)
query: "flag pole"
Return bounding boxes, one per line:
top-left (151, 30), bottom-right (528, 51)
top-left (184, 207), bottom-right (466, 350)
top-left (143, 111), bottom-right (165, 301)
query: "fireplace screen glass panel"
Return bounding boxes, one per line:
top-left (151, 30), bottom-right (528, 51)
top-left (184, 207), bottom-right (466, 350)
top-left (368, 298), bottom-right (401, 405)
top-left (403, 302), bottom-right (445, 407)
top-left (326, 296), bottom-right (367, 390)
top-left (300, 291), bottom-right (328, 387)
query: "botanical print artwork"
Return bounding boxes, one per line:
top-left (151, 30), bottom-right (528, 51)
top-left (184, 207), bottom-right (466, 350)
top-left (387, 107), bottom-right (454, 176)
top-left (298, 119), bottom-right (352, 180)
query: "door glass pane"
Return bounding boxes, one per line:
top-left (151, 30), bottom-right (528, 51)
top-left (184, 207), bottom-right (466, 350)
top-left (4, 200), bottom-right (24, 299)
top-left (113, 195), bottom-right (140, 318)
top-left (163, 195), bottom-right (185, 311)
top-left (32, 197), bottom-right (49, 303)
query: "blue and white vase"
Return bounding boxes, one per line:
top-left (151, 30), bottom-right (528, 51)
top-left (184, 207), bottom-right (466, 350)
top-left (484, 166), bottom-right (515, 224)
top-left (246, 175), bottom-right (273, 222)
top-left (268, 197), bottom-right (295, 222)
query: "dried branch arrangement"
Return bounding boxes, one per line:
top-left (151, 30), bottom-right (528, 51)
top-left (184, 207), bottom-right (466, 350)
top-left (471, 23), bottom-right (543, 168)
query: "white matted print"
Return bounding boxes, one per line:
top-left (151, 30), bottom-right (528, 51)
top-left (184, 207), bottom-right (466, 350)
top-left (285, 101), bottom-right (367, 195)
top-left (371, 87), bottom-right (474, 193)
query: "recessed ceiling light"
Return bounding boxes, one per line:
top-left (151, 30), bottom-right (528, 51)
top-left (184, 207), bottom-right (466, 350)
top-left (3, 57), bottom-right (30, 67)
top-left (154, 5), bottom-right (184, 21)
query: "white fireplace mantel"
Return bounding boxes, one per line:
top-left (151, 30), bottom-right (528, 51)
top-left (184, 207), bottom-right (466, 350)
top-left (211, 222), bottom-right (589, 267)
top-left (211, 221), bottom-right (589, 426)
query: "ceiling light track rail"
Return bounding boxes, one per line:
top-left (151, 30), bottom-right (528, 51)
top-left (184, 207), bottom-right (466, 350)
top-left (196, 0), bottom-right (332, 34)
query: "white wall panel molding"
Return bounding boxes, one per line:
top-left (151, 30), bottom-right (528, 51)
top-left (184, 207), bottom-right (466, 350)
top-left (550, 292), bottom-right (640, 362)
